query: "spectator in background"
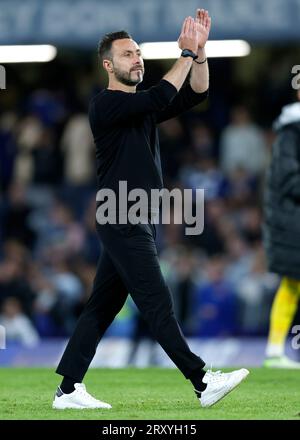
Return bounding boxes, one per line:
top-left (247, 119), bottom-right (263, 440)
top-left (61, 114), bottom-right (94, 186)
top-left (220, 105), bottom-right (268, 176)
top-left (32, 257), bottom-right (83, 337)
top-left (14, 115), bottom-right (63, 185)
top-left (180, 157), bottom-right (227, 202)
top-left (35, 199), bottom-right (85, 260)
top-left (158, 117), bottom-right (186, 184)
top-left (239, 205), bottom-right (262, 246)
top-left (0, 297), bottom-right (40, 347)
top-left (162, 245), bottom-right (201, 332)
top-left (224, 234), bottom-right (254, 287)
top-left (186, 199), bottom-right (225, 256)
top-left (2, 183), bottom-right (36, 249)
top-left (0, 112), bottom-right (17, 191)
top-left (0, 246), bottom-right (36, 317)
top-left (191, 255), bottom-right (237, 336)
top-left (30, 263), bottom-right (63, 337)
top-left (225, 167), bottom-right (258, 208)
top-left (189, 121), bottom-right (216, 160)
top-left (263, 89), bottom-right (300, 368)
top-left (60, 114), bottom-right (95, 215)
top-left (14, 115), bottom-right (44, 184)
top-left (26, 89), bottom-right (66, 128)
top-left (31, 127), bottom-right (63, 185)
top-left (236, 247), bottom-right (277, 336)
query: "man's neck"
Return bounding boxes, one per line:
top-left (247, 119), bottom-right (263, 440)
top-left (107, 79), bottom-right (137, 93)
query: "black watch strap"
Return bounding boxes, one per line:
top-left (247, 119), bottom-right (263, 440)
top-left (181, 49), bottom-right (198, 60)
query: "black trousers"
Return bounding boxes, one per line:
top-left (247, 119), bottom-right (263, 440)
top-left (56, 221), bottom-right (205, 382)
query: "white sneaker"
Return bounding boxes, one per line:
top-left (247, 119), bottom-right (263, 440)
top-left (195, 368), bottom-right (249, 408)
top-left (52, 383), bottom-right (112, 409)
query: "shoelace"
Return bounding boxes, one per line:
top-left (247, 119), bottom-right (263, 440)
top-left (75, 384), bottom-right (99, 403)
top-left (204, 367), bottom-right (228, 383)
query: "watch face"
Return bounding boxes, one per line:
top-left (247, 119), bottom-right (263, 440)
top-left (182, 49), bottom-right (194, 58)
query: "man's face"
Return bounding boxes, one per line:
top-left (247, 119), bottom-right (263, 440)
top-left (108, 39), bottom-right (144, 86)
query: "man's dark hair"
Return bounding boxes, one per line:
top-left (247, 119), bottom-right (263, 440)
top-left (98, 31), bottom-right (132, 61)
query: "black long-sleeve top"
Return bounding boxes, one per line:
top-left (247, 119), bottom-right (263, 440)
top-left (88, 79), bottom-right (208, 215)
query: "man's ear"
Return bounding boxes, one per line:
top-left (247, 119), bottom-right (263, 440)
top-left (103, 59), bottom-right (113, 73)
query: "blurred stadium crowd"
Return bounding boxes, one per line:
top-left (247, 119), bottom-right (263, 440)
top-left (0, 51), bottom-right (297, 347)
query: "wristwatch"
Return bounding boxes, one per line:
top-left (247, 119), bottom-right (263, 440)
top-left (181, 49), bottom-right (198, 60)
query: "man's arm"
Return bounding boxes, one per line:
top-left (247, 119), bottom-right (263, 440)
top-left (190, 9), bottom-right (211, 93)
top-left (156, 48), bottom-right (209, 124)
top-left (190, 47), bottom-right (209, 93)
top-left (163, 17), bottom-right (198, 91)
top-left (156, 10), bottom-right (210, 124)
top-left (155, 82), bottom-right (208, 124)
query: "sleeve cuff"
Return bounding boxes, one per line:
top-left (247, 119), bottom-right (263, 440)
top-left (187, 84), bottom-right (209, 101)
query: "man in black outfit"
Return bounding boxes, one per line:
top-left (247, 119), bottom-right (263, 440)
top-left (53, 9), bottom-right (249, 410)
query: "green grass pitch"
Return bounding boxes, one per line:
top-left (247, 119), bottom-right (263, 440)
top-left (0, 367), bottom-right (300, 420)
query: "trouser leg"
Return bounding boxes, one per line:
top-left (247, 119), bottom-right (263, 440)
top-left (56, 249), bottom-right (128, 381)
top-left (266, 276), bottom-right (299, 358)
top-left (97, 222), bottom-right (205, 379)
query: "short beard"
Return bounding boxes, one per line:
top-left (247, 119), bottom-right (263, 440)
top-left (113, 65), bottom-right (143, 86)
